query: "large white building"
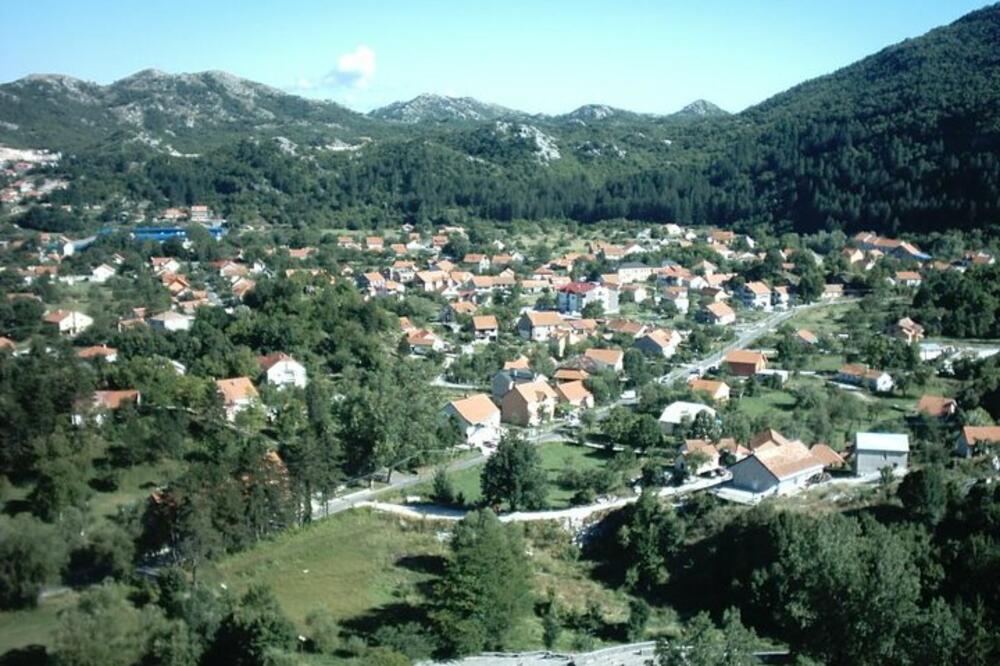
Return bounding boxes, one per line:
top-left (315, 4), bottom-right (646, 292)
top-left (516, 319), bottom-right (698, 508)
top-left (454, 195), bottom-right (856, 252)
top-left (42, 310), bottom-right (93, 336)
top-left (853, 432), bottom-right (909, 477)
top-left (728, 430), bottom-right (825, 496)
top-left (658, 401), bottom-right (716, 433)
top-left (149, 310), bottom-right (193, 332)
top-left (557, 282), bottom-right (619, 315)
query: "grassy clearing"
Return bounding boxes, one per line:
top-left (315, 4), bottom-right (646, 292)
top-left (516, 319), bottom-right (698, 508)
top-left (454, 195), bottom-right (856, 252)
top-left (87, 459), bottom-right (184, 520)
top-left (0, 591), bottom-right (77, 654)
top-left (213, 509), bottom-right (447, 628)
top-left (418, 441), bottom-right (618, 509)
top-left (785, 301), bottom-right (859, 336)
top-left (216, 507), bottom-right (675, 652)
top-left (732, 387), bottom-right (797, 417)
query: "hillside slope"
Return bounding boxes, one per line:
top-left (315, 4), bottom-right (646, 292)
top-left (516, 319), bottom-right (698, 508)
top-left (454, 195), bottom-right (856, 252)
top-left (2, 4), bottom-right (999, 235)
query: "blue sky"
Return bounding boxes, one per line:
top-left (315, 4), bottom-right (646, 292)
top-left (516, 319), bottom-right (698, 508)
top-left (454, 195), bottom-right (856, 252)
top-left (0, 1), bottom-right (990, 114)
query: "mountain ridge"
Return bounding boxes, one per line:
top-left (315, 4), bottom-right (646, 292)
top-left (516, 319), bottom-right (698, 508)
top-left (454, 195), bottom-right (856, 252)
top-left (2, 3), bottom-right (999, 236)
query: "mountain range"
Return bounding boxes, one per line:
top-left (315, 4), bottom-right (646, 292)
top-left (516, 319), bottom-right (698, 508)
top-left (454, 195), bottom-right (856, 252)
top-left (0, 69), bottom-right (729, 151)
top-left (1, 2), bottom-right (999, 236)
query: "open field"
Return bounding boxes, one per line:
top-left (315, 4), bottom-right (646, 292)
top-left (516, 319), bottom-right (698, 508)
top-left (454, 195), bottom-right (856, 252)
top-left (214, 509), bottom-right (447, 627)
top-left (0, 591), bottom-right (77, 654)
top-left (782, 301), bottom-right (859, 336)
top-left (87, 459), bottom-right (184, 519)
top-left (214, 507), bottom-right (677, 652)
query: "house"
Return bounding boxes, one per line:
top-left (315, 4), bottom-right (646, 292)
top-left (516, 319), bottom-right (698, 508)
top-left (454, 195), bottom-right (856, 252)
top-left (634, 329), bottom-right (681, 358)
top-left (772, 286), bottom-right (791, 310)
top-left (700, 302), bottom-right (736, 326)
top-left (836, 364), bottom-right (894, 393)
top-left (358, 271), bottom-right (386, 293)
top-left (841, 247), bottom-right (865, 265)
top-left (443, 394), bottom-right (502, 447)
top-left (462, 254), bottom-right (491, 273)
top-left (895, 317), bottom-right (925, 344)
top-left (554, 367), bottom-right (590, 383)
top-left (854, 432), bottom-right (909, 476)
top-left (915, 395), bottom-right (957, 418)
top-left (77, 345), bottom-right (118, 363)
top-left (189, 204), bottom-right (212, 222)
top-left (492, 366), bottom-right (541, 401)
top-left (72, 389), bottom-right (141, 426)
top-left (216, 377), bottom-right (260, 422)
top-left (407, 329), bottom-right (446, 354)
top-left (472, 315), bottom-right (499, 342)
top-left (675, 439), bottom-right (722, 476)
top-left (854, 232), bottom-right (930, 261)
top-left (258, 352), bottom-right (307, 389)
top-left (43, 310), bottom-right (93, 336)
top-left (822, 283), bottom-right (845, 300)
top-left (442, 300), bottom-right (477, 322)
top-left (606, 318), bottom-right (648, 338)
top-left (617, 262), bottom-right (654, 284)
top-left (739, 282), bottom-right (772, 311)
top-left (661, 286), bottom-right (689, 313)
top-left (555, 380), bottom-right (594, 410)
top-left (151, 257), bottom-right (181, 275)
top-left (414, 270), bottom-right (449, 293)
top-left (658, 401), bottom-right (716, 434)
top-left (892, 271), bottom-right (923, 288)
top-left (621, 283), bottom-right (649, 304)
top-left (729, 430), bottom-right (825, 495)
top-left (810, 443), bottom-right (846, 469)
top-left (584, 348), bottom-right (624, 373)
top-left (231, 278), bottom-right (256, 301)
top-left (288, 247), bottom-right (316, 260)
top-left (955, 426), bottom-right (1000, 458)
top-left (724, 350), bottom-right (767, 377)
top-left (557, 282), bottom-right (619, 315)
top-left (689, 378), bottom-right (730, 402)
top-left (517, 311), bottom-right (565, 341)
top-left (500, 380), bottom-right (557, 427)
top-left (91, 263), bottom-right (116, 283)
top-left (795, 329), bottom-right (819, 346)
top-left (149, 311), bottom-right (193, 332)
top-left (389, 261), bottom-right (417, 283)
top-left (0, 337), bottom-right (16, 353)
top-left (658, 265), bottom-right (693, 286)
top-left (694, 259), bottom-right (717, 275)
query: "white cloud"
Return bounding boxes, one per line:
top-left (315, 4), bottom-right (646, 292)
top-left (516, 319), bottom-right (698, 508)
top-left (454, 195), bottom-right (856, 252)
top-left (323, 45), bottom-right (376, 89)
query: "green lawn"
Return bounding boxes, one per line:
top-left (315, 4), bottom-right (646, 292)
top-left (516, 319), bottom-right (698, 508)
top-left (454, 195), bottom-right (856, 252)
top-left (0, 591), bottom-right (77, 654)
top-left (733, 387), bottom-right (797, 417)
top-left (88, 459), bottom-right (184, 520)
top-left (538, 441), bottom-right (615, 508)
top-left (785, 301), bottom-right (860, 336)
top-left (213, 510), bottom-right (447, 628)
top-left (414, 441), bottom-right (618, 510)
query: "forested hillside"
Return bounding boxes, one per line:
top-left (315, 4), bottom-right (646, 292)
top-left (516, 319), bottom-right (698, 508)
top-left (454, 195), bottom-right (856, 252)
top-left (4, 4), bottom-right (1000, 236)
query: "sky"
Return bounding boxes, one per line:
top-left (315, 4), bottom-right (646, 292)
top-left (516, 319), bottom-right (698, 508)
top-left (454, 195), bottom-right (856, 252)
top-left (0, 1), bottom-right (991, 114)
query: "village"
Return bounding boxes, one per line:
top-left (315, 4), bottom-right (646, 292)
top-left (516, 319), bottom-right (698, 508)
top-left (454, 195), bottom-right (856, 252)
top-left (3, 191), bottom-right (998, 520)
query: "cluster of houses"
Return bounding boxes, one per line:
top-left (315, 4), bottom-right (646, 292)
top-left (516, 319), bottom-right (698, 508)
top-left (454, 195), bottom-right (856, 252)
top-left (675, 426), bottom-right (911, 498)
top-left (68, 350), bottom-right (308, 426)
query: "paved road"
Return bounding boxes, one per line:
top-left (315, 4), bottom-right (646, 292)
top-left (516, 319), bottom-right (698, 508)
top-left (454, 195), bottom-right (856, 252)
top-left (418, 642), bottom-right (790, 666)
top-left (658, 300), bottom-right (836, 387)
